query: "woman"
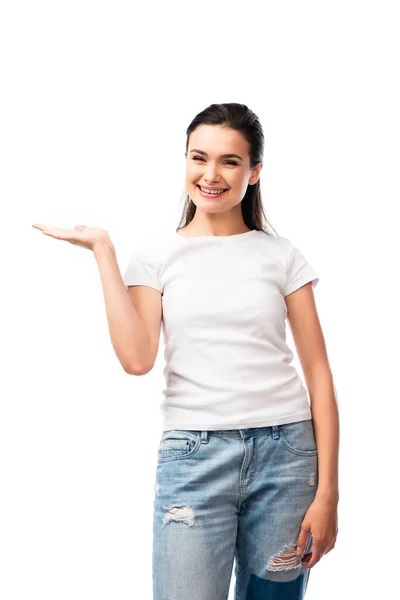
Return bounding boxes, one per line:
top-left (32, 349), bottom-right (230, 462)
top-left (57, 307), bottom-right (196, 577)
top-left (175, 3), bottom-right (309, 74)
top-left (32, 102), bottom-right (339, 599)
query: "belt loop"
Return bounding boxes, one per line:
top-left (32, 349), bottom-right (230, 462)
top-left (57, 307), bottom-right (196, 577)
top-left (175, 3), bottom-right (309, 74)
top-left (201, 430), bottom-right (208, 444)
top-left (272, 425), bottom-right (280, 440)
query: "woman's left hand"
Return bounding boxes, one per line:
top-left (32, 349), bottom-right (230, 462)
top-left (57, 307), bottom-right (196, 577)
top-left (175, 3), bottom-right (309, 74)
top-left (295, 495), bottom-right (338, 570)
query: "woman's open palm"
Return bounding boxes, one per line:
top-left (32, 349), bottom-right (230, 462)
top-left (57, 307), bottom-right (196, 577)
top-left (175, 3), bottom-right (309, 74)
top-left (32, 223), bottom-right (111, 252)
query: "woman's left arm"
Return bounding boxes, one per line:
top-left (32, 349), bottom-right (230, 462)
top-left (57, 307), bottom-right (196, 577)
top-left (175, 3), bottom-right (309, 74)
top-left (285, 282), bottom-right (339, 568)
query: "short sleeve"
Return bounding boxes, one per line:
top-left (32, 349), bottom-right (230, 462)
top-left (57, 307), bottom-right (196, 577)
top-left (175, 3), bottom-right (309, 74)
top-left (122, 244), bottom-right (162, 293)
top-left (284, 238), bottom-right (319, 297)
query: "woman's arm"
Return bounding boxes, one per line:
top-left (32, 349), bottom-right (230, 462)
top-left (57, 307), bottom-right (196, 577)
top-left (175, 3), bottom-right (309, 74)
top-left (285, 282), bottom-right (339, 502)
top-left (32, 223), bottom-right (154, 374)
top-left (94, 238), bottom-right (154, 375)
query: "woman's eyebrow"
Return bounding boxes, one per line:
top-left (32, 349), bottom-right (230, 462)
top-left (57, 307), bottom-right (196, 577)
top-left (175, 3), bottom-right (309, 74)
top-left (189, 149), bottom-right (243, 161)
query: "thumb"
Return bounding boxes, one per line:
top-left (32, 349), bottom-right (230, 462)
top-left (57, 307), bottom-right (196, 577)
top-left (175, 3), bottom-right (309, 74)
top-left (296, 524), bottom-right (310, 555)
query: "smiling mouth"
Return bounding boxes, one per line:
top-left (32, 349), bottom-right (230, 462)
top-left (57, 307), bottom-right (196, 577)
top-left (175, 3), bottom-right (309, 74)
top-left (196, 185), bottom-right (229, 196)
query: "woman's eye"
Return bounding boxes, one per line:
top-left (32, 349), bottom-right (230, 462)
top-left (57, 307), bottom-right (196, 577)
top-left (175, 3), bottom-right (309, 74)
top-left (192, 157), bottom-right (237, 166)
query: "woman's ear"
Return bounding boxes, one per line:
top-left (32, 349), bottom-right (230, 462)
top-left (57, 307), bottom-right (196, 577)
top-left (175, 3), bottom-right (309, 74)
top-left (249, 162), bottom-right (263, 185)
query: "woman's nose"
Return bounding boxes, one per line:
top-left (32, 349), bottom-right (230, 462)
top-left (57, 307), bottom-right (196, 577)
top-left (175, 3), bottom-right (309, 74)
top-left (204, 165), bottom-right (220, 182)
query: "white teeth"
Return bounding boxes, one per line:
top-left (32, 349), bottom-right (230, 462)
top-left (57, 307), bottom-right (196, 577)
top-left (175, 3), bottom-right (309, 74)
top-left (199, 186), bottom-right (225, 195)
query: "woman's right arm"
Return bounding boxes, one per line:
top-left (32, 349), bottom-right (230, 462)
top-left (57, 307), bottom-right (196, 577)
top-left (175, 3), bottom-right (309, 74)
top-left (94, 237), bottom-right (160, 375)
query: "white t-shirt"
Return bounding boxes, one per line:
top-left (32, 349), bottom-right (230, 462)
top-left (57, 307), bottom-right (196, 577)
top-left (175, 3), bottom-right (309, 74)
top-left (122, 229), bottom-right (319, 431)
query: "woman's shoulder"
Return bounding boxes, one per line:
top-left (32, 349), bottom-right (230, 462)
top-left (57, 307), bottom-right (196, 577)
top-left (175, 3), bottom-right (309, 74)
top-left (254, 230), bottom-right (290, 252)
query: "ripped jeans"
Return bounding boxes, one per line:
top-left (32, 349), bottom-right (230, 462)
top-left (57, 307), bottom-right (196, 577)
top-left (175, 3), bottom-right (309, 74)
top-left (153, 419), bottom-right (319, 600)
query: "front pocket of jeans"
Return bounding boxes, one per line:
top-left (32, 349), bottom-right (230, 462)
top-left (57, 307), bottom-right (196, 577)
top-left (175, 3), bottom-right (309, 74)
top-left (157, 430), bottom-right (201, 462)
top-left (279, 419), bottom-right (318, 456)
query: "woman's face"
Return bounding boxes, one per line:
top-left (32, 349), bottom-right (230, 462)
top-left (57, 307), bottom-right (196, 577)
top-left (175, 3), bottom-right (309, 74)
top-left (185, 124), bottom-right (262, 213)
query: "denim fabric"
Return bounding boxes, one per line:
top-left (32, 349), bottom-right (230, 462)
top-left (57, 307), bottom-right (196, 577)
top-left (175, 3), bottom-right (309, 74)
top-left (153, 419), bottom-right (318, 600)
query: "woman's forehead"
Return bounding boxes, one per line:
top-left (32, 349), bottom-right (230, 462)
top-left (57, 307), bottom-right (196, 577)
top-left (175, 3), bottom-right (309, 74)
top-left (189, 125), bottom-right (249, 155)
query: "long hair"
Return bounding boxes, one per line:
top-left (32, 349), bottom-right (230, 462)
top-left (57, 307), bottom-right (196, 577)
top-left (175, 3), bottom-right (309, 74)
top-left (177, 102), bottom-right (278, 236)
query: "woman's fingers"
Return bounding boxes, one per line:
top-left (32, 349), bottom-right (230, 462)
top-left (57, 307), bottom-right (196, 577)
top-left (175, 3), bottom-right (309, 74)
top-left (32, 224), bottom-right (76, 241)
top-left (32, 223), bottom-right (111, 252)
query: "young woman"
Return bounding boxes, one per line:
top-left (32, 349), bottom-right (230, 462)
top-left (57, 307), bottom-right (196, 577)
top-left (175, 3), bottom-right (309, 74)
top-left (32, 102), bottom-right (339, 599)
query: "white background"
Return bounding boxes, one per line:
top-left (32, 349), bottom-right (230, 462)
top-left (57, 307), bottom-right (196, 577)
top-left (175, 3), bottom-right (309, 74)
top-left (1, 0), bottom-right (399, 598)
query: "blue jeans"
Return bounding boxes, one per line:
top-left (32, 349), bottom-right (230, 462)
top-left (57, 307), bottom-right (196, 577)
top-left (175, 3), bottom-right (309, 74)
top-left (153, 419), bottom-right (319, 600)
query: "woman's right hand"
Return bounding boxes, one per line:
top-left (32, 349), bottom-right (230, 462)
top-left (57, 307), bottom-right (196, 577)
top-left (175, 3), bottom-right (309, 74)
top-left (32, 223), bottom-right (113, 253)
